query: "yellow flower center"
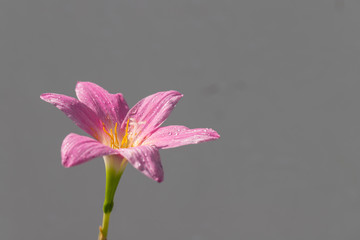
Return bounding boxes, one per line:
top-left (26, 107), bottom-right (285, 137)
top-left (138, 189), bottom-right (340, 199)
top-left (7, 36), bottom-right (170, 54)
top-left (102, 122), bottom-right (121, 149)
top-left (120, 120), bottom-right (130, 148)
top-left (103, 119), bottom-right (134, 149)
top-left (102, 119), bottom-right (144, 149)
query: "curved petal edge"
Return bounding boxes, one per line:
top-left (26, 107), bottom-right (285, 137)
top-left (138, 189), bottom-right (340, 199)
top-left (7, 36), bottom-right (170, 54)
top-left (40, 93), bottom-right (102, 138)
top-left (119, 145), bottom-right (163, 182)
top-left (143, 125), bottom-right (220, 149)
top-left (61, 133), bottom-right (120, 167)
top-left (75, 82), bottom-right (129, 128)
top-left (122, 90), bottom-right (183, 144)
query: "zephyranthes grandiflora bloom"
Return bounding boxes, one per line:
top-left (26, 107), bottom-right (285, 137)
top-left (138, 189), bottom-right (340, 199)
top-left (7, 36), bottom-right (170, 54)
top-left (40, 82), bottom-right (220, 240)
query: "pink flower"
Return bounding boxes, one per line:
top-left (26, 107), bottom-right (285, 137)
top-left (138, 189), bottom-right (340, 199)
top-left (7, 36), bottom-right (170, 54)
top-left (40, 82), bottom-right (220, 182)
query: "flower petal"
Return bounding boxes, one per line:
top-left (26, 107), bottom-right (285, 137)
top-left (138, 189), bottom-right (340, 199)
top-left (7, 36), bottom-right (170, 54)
top-left (61, 133), bottom-right (120, 167)
top-left (75, 82), bottom-right (129, 128)
top-left (118, 145), bottom-right (163, 182)
top-left (122, 91), bottom-right (183, 145)
top-left (142, 125), bottom-right (220, 149)
top-left (40, 93), bottom-right (102, 138)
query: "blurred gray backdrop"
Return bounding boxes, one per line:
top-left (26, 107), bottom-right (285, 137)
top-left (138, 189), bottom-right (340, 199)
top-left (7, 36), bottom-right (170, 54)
top-left (1, 0), bottom-right (360, 239)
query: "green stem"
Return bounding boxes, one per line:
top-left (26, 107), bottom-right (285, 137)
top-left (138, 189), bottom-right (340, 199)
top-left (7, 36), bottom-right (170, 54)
top-left (100, 213), bottom-right (111, 239)
top-left (99, 156), bottom-right (127, 240)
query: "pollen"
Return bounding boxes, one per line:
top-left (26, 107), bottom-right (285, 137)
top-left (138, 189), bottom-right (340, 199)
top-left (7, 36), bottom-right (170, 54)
top-left (103, 122), bottom-right (120, 149)
top-left (120, 119), bottom-right (130, 148)
top-left (103, 119), bottom-right (144, 149)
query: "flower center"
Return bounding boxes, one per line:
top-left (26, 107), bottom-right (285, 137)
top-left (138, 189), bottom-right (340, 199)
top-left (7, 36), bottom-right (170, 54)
top-left (103, 122), bottom-right (120, 149)
top-left (102, 119), bottom-right (144, 149)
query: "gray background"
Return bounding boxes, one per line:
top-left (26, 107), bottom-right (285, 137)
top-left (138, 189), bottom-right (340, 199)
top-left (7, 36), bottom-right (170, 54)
top-left (1, 0), bottom-right (360, 239)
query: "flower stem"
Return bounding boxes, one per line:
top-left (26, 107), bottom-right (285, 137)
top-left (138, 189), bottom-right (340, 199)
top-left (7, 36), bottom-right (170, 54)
top-left (98, 156), bottom-right (127, 240)
top-left (99, 213), bottom-right (111, 240)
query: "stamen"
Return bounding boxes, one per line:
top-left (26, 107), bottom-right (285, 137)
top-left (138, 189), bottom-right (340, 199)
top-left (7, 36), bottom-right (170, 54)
top-left (114, 123), bottom-right (119, 147)
top-left (109, 118), bottom-right (146, 149)
top-left (126, 118), bottom-right (146, 147)
top-left (103, 125), bottom-right (111, 138)
top-left (120, 119), bottom-right (130, 148)
top-left (102, 122), bottom-right (120, 149)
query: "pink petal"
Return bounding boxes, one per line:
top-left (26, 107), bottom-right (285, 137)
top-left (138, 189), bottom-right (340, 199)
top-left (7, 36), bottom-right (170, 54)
top-left (118, 145), bottom-right (163, 182)
top-left (122, 91), bottom-right (183, 144)
top-left (40, 93), bottom-right (102, 138)
top-left (142, 125), bottom-right (220, 149)
top-left (75, 82), bottom-right (129, 128)
top-left (61, 133), bottom-right (120, 167)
